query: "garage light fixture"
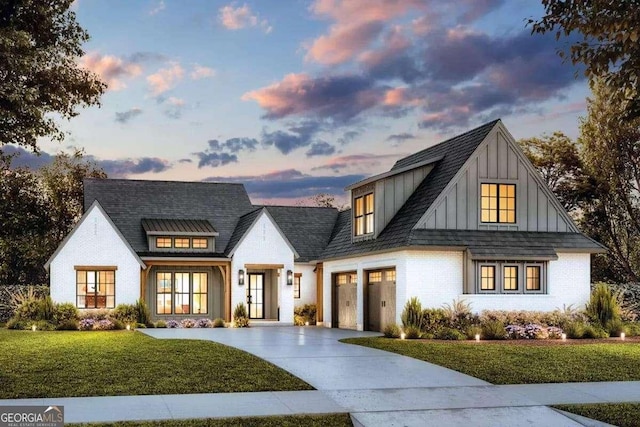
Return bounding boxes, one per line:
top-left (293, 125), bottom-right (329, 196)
top-left (287, 270), bottom-right (293, 286)
top-left (238, 269), bottom-right (245, 286)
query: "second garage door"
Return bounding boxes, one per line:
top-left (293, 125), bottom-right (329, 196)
top-left (334, 272), bottom-right (357, 329)
top-left (367, 269), bottom-right (396, 332)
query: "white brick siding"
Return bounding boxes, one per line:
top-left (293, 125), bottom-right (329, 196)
top-left (294, 263), bottom-right (317, 307)
top-left (49, 204), bottom-right (142, 307)
top-left (405, 250), bottom-right (464, 308)
top-left (230, 211), bottom-right (295, 323)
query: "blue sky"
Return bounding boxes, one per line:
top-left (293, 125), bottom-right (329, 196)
top-left (13, 0), bottom-right (590, 204)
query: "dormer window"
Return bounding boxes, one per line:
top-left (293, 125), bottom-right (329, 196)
top-left (192, 238), bottom-right (208, 249)
top-left (174, 238), bottom-right (190, 248)
top-left (481, 183), bottom-right (515, 223)
top-left (156, 237), bottom-right (172, 248)
top-left (354, 193), bottom-right (374, 236)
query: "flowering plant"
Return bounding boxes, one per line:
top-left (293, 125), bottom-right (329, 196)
top-left (181, 318), bottom-right (196, 328)
top-left (196, 318), bottom-right (212, 328)
top-left (166, 320), bottom-right (180, 328)
top-left (79, 318), bottom-right (96, 331)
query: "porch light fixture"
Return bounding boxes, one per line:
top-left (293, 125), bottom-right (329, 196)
top-left (287, 270), bottom-right (293, 286)
top-left (31, 324), bottom-right (36, 332)
top-left (475, 334), bottom-right (480, 342)
top-left (238, 269), bottom-right (245, 286)
top-left (621, 332), bottom-right (626, 341)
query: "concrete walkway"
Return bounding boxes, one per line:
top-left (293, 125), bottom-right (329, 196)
top-left (2, 327), bottom-right (637, 426)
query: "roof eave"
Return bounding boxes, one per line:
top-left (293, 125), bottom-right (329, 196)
top-left (344, 155), bottom-right (444, 191)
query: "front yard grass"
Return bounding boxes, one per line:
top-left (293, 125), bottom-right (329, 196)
top-left (342, 337), bottom-right (640, 384)
top-left (554, 403), bottom-right (640, 427)
top-left (70, 414), bottom-right (353, 427)
top-left (0, 330), bottom-right (312, 398)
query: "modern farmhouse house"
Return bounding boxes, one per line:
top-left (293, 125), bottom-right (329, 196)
top-left (46, 119), bottom-right (606, 331)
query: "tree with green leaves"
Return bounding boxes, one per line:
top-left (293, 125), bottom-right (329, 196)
top-left (519, 131), bottom-right (593, 217)
top-left (579, 80), bottom-right (640, 283)
top-left (40, 149), bottom-right (106, 242)
top-left (0, 0), bottom-right (105, 151)
top-left (530, 0), bottom-right (640, 119)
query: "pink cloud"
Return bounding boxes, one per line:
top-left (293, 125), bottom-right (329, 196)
top-left (312, 153), bottom-right (407, 172)
top-left (79, 52), bottom-right (142, 91)
top-left (383, 87), bottom-right (420, 107)
top-left (305, 0), bottom-right (425, 65)
top-left (147, 63), bottom-right (184, 96)
top-left (219, 3), bottom-right (271, 32)
top-left (191, 65), bottom-right (216, 80)
top-left (358, 26), bottom-right (410, 68)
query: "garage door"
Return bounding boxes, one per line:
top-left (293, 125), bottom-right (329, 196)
top-left (334, 272), bottom-right (357, 329)
top-left (367, 269), bottom-right (396, 332)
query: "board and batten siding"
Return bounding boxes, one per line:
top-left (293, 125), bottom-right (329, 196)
top-left (416, 125), bottom-right (577, 232)
top-left (370, 164), bottom-right (433, 237)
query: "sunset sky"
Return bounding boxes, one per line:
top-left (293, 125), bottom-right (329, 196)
top-left (10, 0), bottom-right (590, 205)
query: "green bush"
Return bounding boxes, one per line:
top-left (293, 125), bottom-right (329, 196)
top-left (213, 318), bottom-right (225, 328)
top-left (383, 323), bottom-right (401, 338)
top-left (435, 327), bottom-right (466, 340)
top-left (582, 324), bottom-right (609, 339)
top-left (586, 283), bottom-right (622, 326)
top-left (465, 325), bottom-right (483, 340)
top-left (155, 320), bottom-right (167, 328)
top-left (606, 319), bottom-right (627, 337)
top-left (294, 304), bottom-right (317, 325)
top-left (233, 303), bottom-right (249, 328)
top-left (135, 300), bottom-right (152, 326)
top-left (53, 303), bottom-right (79, 324)
top-left (565, 321), bottom-right (586, 339)
top-left (403, 325), bottom-right (422, 339)
top-left (422, 308), bottom-right (447, 334)
top-left (626, 322), bottom-right (640, 337)
top-left (401, 297), bottom-right (424, 329)
top-left (442, 298), bottom-right (477, 331)
top-left (56, 320), bottom-right (79, 331)
top-left (135, 323), bottom-right (147, 329)
top-left (80, 309), bottom-right (110, 320)
top-left (111, 304), bottom-right (138, 324)
top-left (0, 284), bottom-right (49, 323)
top-left (481, 320), bottom-right (507, 340)
top-left (111, 319), bottom-right (125, 330)
top-left (6, 318), bottom-right (27, 330)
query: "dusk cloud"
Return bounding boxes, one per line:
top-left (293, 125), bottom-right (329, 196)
top-left (79, 52), bottom-right (142, 91)
top-left (312, 153), bottom-right (405, 173)
top-left (261, 121), bottom-right (323, 154)
top-left (115, 108), bottom-right (143, 123)
top-left (306, 141), bottom-right (336, 157)
top-left (386, 132), bottom-right (417, 145)
top-left (219, 3), bottom-right (272, 33)
top-left (195, 152), bottom-right (238, 168)
top-left (190, 65), bottom-right (216, 80)
top-left (203, 168), bottom-right (366, 198)
top-left (193, 137), bottom-right (258, 168)
top-left (147, 62), bottom-right (184, 96)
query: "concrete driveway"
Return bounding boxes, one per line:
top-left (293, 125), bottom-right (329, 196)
top-left (142, 327), bottom-right (600, 426)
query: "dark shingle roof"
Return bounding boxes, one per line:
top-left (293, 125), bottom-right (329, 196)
top-left (224, 208), bottom-right (263, 255)
top-left (141, 218), bottom-right (217, 235)
top-left (265, 206), bottom-right (339, 262)
top-left (84, 179), bottom-right (255, 254)
top-left (322, 120), bottom-right (500, 259)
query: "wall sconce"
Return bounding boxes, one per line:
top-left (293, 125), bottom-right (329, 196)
top-left (287, 270), bottom-right (293, 286)
top-left (238, 269), bottom-right (245, 286)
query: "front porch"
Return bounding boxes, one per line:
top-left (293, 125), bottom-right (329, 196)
top-left (141, 260), bottom-right (232, 322)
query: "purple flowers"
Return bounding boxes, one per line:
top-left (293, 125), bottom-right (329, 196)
top-left (196, 318), bottom-right (212, 328)
top-left (166, 320), bottom-right (180, 329)
top-left (95, 319), bottom-right (115, 330)
top-left (79, 318), bottom-right (95, 331)
top-left (506, 323), bottom-right (562, 339)
top-left (181, 319), bottom-right (196, 328)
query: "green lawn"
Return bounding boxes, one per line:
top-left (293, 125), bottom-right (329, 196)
top-left (0, 330), bottom-right (312, 398)
top-left (554, 403), bottom-right (640, 427)
top-left (70, 414), bottom-right (352, 427)
top-left (342, 337), bottom-right (640, 384)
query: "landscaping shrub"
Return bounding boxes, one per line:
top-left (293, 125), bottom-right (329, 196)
top-left (602, 282), bottom-right (640, 321)
top-left (547, 326), bottom-right (564, 339)
top-left (506, 324), bottom-right (549, 339)
top-left (233, 303), bottom-right (250, 328)
top-left (56, 320), bottom-right (79, 331)
top-left (0, 285), bottom-right (49, 323)
top-left (135, 323), bottom-right (147, 329)
top-left (294, 304), bottom-right (317, 325)
top-left (196, 318), bottom-right (212, 328)
top-left (435, 327), bottom-right (466, 340)
top-left (155, 320), bottom-right (167, 328)
top-left (403, 325), bottom-right (422, 339)
top-left (6, 318), bottom-right (27, 330)
top-left (180, 319), bottom-right (196, 328)
top-left (626, 323), bottom-right (640, 337)
top-left (80, 309), bottom-right (110, 321)
top-left (135, 299), bottom-right (152, 326)
top-left (606, 319), bottom-right (627, 337)
top-left (586, 283), bottom-right (622, 326)
top-left (442, 298), bottom-right (477, 331)
top-left (213, 318), bottom-right (225, 328)
top-left (383, 323), bottom-right (401, 338)
top-left (111, 304), bottom-right (138, 324)
top-left (401, 297), bottom-right (423, 329)
top-left (465, 325), bottom-right (482, 340)
top-left (481, 320), bottom-right (507, 340)
top-left (53, 303), bottom-right (79, 324)
top-left (94, 319), bottom-right (115, 330)
top-left (166, 320), bottom-right (180, 328)
top-left (32, 320), bottom-right (56, 331)
top-left (422, 308), bottom-right (447, 334)
top-left (480, 308), bottom-right (585, 329)
top-left (565, 321), bottom-right (586, 339)
top-left (79, 318), bottom-right (96, 331)
top-left (582, 324), bottom-right (609, 339)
